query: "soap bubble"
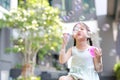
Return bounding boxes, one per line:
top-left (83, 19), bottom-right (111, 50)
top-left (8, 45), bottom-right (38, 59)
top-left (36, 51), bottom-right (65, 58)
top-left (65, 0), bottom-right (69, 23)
top-left (75, 5), bottom-right (81, 11)
top-left (102, 24), bottom-right (110, 31)
top-left (68, 11), bottom-right (74, 16)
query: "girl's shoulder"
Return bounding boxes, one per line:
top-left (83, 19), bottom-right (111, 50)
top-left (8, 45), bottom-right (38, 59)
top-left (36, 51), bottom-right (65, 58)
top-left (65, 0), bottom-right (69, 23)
top-left (67, 46), bottom-right (76, 55)
top-left (71, 46), bottom-right (77, 52)
top-left (68, 46), bottom-right (76, 51)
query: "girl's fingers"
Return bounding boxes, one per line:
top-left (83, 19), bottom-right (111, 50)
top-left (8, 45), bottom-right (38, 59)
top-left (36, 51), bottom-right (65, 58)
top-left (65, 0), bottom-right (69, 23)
top-left (62, 34), bottom-right (69, 45)
top-left (94, 47), bottom-right (102, 57)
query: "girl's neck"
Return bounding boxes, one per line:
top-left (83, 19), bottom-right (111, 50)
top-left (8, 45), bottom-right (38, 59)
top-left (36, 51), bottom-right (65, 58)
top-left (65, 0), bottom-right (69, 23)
top-left (76, 40), bottom-right (89, 50)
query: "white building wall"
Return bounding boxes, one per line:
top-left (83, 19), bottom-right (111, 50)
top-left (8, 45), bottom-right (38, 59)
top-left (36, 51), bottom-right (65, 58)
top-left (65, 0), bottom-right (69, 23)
top-left (95, 0), bottom-right (107, 16)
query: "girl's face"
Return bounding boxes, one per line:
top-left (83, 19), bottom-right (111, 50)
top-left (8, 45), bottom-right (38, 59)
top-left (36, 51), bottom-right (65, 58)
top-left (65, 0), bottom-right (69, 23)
top-left (73, 23), bottom-right (89, 40)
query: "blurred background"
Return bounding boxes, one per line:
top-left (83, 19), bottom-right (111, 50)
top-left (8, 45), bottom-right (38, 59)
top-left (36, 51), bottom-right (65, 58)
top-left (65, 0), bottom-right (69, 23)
top-left (0, 0), bottom-right (120, 80)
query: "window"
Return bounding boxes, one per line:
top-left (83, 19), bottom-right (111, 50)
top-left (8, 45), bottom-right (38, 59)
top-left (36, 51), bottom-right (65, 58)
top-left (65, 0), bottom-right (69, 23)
top-left (39, 0), bottom-right (97, 22)
top-left (48, 0), bottom-right (53, 6)
top-left (52, 0), bottom-right (96, 22)
top-left (65, 0), bottom-right (72, 13)
top-left (0, 29), bottom-right (1, 57)
top-left (0, 28), bottom-right (11, 60)
top-left (0, 0), bottom-right (10, 10)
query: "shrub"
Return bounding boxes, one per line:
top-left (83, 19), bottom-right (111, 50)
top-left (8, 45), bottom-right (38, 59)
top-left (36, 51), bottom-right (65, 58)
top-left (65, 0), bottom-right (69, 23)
top-left (17, 76), bottom-right (41, 80)
top-left (113, 62), bottom-right (120, 80)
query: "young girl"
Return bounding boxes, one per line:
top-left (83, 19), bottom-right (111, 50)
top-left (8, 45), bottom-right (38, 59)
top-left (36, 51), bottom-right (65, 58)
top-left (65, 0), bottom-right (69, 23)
top-left (59, 22), bottom-right (103, 80)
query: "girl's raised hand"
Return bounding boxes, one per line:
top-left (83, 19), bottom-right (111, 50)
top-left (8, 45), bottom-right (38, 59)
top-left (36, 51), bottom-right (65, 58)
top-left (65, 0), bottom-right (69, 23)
top-left (62, 33), bottom-right (70, 46)
top-left (94, 47), bottom-right (102, 58)
top-left (89, 47), bottom-right (102, 58)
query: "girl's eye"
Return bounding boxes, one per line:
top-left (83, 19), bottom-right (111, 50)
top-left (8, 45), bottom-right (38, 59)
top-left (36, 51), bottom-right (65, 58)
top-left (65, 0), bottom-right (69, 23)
top-left (76, 28), bottom-right (79, 31)
top-left (81, 28), bottom-right (84, 30)
top-left (74, 27), bottom-right (79, 31)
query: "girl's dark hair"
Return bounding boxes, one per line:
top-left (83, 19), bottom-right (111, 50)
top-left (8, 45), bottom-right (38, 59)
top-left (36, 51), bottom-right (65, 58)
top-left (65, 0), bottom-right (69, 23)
top-left (73, 37), bottom-right (93, 46)
top-left (87, 38), bottom-right (93, 46)
top-left (73, 38), bottom-right (76, 46)
top-left (73, 22), bottom-right (93, 46)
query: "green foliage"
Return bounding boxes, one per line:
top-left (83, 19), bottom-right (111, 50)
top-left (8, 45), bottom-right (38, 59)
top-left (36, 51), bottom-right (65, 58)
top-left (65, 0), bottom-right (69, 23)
top-left (18, 0), bottom-right (49, 9)
top-left (17, 76), bottom-right (41, 80)
top-left (14, 63), bottom-right (23, 69)
top-left (0, 0), bottom-right (62, 60)
top-left (113, 62), bottom-right (120, 80)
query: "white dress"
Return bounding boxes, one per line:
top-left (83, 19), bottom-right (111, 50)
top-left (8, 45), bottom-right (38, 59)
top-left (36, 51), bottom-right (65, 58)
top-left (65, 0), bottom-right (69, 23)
top-left (68, 46), bottom-right (100, 80)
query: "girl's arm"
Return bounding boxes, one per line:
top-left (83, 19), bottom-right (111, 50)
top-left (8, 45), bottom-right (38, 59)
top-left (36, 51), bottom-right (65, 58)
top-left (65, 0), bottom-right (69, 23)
top-left (59, 33), bottom-right (72, 64)
top-left (93, 48), bottom-right (103, 72)
top-left (59, 44), bottom-right (72, 64)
